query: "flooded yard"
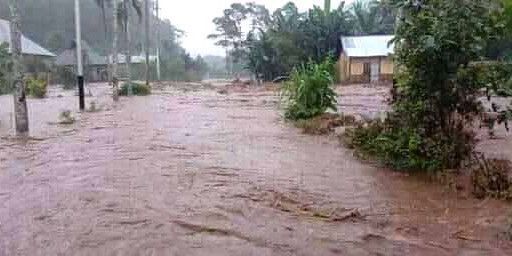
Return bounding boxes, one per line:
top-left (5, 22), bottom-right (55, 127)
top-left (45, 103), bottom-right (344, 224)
top-left (0, 82), bottom-right (511, 255)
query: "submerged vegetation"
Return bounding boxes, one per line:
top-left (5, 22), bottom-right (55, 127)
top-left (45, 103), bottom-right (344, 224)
top-left (86, 101), bottom-right (102, 113)
top-left (59, 110), bottom-right (75, 125)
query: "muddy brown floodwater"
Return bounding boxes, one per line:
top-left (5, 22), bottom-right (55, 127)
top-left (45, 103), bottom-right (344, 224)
top-left (0, 82), bottom-right (511, 256)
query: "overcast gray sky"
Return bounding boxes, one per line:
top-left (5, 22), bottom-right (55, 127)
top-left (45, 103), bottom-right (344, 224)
top-left (160, 0), bottom-right (354, 56)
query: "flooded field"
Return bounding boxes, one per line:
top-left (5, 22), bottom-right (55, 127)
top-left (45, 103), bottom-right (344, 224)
top-left (0, 82), bottom-right (511, 255)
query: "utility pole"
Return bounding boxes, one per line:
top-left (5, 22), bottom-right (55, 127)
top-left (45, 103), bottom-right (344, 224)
top-left (75, 0), bottom-right (85, 110)
top-left (155, 0), bottom-right (161, 81)
top-left (144, 0), bottom-right (150, 86)
top-left (112, 0), bottom-right (119, 101)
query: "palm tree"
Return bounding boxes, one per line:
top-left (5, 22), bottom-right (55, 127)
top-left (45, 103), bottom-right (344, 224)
top-left (350, 0), bottom-right (394, 35)
top-left (94, 0), bottom-right (113, 84)
top-left (324, 0), bottom-right (331, 13)
top-left (9, 0), bottom-right (29, 135)
top-left (118, 0), bottom-right (142, 96)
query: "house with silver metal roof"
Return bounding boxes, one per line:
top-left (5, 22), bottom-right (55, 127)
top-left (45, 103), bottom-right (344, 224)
top-left (339, 35), bottom-right (394, 83)
top-left (0, 18), bottom-right (55, 57)
top-left (0, 18), bottom-right (56, 81)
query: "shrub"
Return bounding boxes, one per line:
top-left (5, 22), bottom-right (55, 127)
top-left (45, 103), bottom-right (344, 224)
top-left (25, 78), bottom-right (48, 98)
top-left (119, 82), bottom-right (151, 96)
top-left (281, 58), bottom-right (337, 120)
top-left (346, 115), bottom-right (476, 171)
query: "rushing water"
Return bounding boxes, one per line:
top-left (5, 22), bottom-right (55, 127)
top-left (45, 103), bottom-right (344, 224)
top-left (0, 82), bottom-right (510, 255)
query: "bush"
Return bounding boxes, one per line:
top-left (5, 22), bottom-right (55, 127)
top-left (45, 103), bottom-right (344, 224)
top-left (281, 58), bottom-right (337, 120)
top-left (25, 78), bottom-right (48, 98)
top-left (119, 82), bottom-right (151, 96)
top-left (346, 115), bottom-right (475, 171)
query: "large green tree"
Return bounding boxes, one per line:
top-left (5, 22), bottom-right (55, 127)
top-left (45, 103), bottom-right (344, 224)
top-left (350, 0), bottom-right (505, 170)
top-left (208, 3), bottom-right (250, 76)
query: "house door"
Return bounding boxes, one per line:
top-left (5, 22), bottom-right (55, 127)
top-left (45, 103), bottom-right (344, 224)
top-left (363, 63), bottom-right (371, 83)
top-left (370, 63), bottom-right (379, 83)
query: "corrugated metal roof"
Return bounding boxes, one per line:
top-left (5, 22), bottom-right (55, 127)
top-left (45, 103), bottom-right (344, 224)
top-left (109, 54), bottom-right (158, 64)
top-left (0, 18), bottom-right (55, 57)
top-left (341, 35), bottom-right (394, 57)
top-left (56, 47), bottom-right (158, 67)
